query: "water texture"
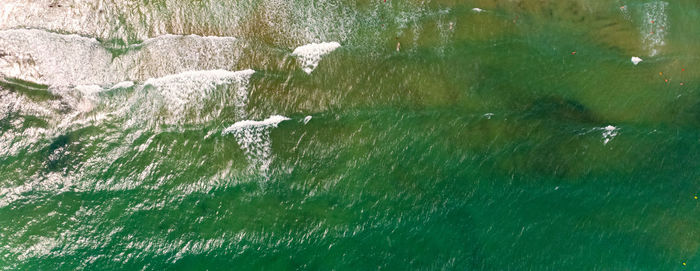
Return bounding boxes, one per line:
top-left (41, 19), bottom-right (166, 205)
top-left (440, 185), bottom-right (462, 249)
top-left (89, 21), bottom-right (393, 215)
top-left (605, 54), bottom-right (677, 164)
top-left (1, 0), bottom-right (700, 269)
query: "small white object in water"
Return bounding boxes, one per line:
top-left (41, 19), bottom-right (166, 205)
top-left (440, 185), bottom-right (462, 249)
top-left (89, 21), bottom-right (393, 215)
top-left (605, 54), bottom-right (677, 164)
top-left (483, 113), bottom-right (494, 119)
top-left (292, 42), bottom-right (341, 74)
top-left (303, 116), bottom-right (312, 124)
top-left (601, 125), bottom-right (619, 145)
top-left (472, 8), bottom-right (485, 13)
top-left (631, 56), bottom-right (643, 65)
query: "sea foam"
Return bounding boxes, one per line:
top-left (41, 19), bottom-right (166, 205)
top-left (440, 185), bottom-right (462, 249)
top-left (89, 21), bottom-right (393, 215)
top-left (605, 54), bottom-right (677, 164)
top-left (292, 42), bottom-right (341, 74)
top-left (601, 125), bottom-right (619, 145)
top-left (640, 1), bottom-right (668, 56)
top-left (223, 115), bottom-right (290, 174)
top-left (222, 115), bottom-right (290, 134)
top-left (631, 57), bottom-right (643, 65)
top-left (303, 116), bottom-right (312, 124)
top-left (132, 69), bottom-right (255, 127)
top-left (0, 29), bottom-right (245, 86)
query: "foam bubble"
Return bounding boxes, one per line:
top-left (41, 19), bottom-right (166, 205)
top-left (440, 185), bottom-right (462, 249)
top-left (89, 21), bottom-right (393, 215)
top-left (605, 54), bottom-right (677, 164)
top-left (144, 69), bottom-right (254, 87)
top-left (292, 42), bottom-right (341, 74)
top-left (631, 57), bottom-right (643, 65)
top-left (222, 115), bottom-right (290, 134)
top-left (601, 125), bottom-right (619, 145)
top-left (222, 115), bottom-right (290, 174)
top-left (303, 116), bottom-right (312, 124)
top-left (132, 69), bottom-right (255, 127)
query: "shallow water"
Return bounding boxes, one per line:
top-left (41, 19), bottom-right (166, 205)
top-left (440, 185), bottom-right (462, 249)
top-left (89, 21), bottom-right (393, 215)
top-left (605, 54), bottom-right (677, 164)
top-left (1, 0), bottom-right (700, 269)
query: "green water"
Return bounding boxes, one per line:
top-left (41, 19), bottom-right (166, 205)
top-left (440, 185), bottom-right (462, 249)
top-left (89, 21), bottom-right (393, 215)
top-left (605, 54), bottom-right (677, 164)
top-left (1, 0), bottom-right (700, 269)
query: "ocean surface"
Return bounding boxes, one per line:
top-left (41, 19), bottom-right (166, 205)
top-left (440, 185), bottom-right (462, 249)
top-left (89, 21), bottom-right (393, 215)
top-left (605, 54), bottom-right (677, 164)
top-left (1, 0), bottom-right (700, 269)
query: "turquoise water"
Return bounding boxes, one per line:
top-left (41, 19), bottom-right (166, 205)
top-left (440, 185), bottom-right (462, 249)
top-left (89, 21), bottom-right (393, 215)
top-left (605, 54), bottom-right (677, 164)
top-left (1, 0), bottom-right (700, 269)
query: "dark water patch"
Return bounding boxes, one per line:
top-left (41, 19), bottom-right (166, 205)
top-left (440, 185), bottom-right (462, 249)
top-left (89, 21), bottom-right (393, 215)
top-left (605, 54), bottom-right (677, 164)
top-left (0, 77), bottom-right (56, 101)
top-left (0, 113), bottom-right (49, 134)
top-left (99, 37), bottom-right (143, 59)
top-left (521, 96), bottom-right (598, 124)
top-left (677, 95), bottom-right (700, 126)
top-left (0, 111), bottom-right (17, 132)
top-left (20, 115), bottom-right (49, 129)
top-left (43, 134), bottom-right (73, 172)
top-left (41, 127), bottom-right (100, 174)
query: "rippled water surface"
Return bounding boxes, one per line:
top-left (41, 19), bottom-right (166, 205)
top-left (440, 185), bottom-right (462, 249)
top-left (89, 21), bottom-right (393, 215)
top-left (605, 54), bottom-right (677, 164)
top-left (2, 0), bottom-right (700, 269)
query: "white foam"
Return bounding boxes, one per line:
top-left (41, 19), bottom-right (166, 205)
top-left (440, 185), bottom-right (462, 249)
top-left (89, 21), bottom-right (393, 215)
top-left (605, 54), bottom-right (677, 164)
top-left (0, 68), bottom-right (256, 162)
top-left (0, 0), bottom-right (248, 42)
top-left (640, 1), bottom-right (668, 56)
top-left (132, 69), bottom-right (255, 127)
top-left (115, 34), bottom-right (245, 81)
top-left (472, 8), bottom-right (485, 13)
top-left (144, 69), bottom-right (254, 87)
top-left (75, 84), bottom-right (104, 95)
top-left (0, 29), bottom-right (111, 86)
top-left (111, 81), bottom-right (135, 89)
top-left (0, 0), bottom-right (434, 64)
top-left (120, 69), bottom-right (254, 127)
top-left (222, 115), bottom-right (290, 134)
top-left (0, 88), bottom-right (64, 157)
top-left (291, 42), bottom-right (341, 74)
top-left (0, 29), bottom-right (246, 86)
top-left (222, 115), bottom-right (290, 175)
top-left (139, 34), bottom-right (238, 47)
top-left (631, 57), bottom-right (643, 65)
top-left (601, 125), bottom-right (619, 145)
top-left (303, 115), bottom-right (312, 124)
